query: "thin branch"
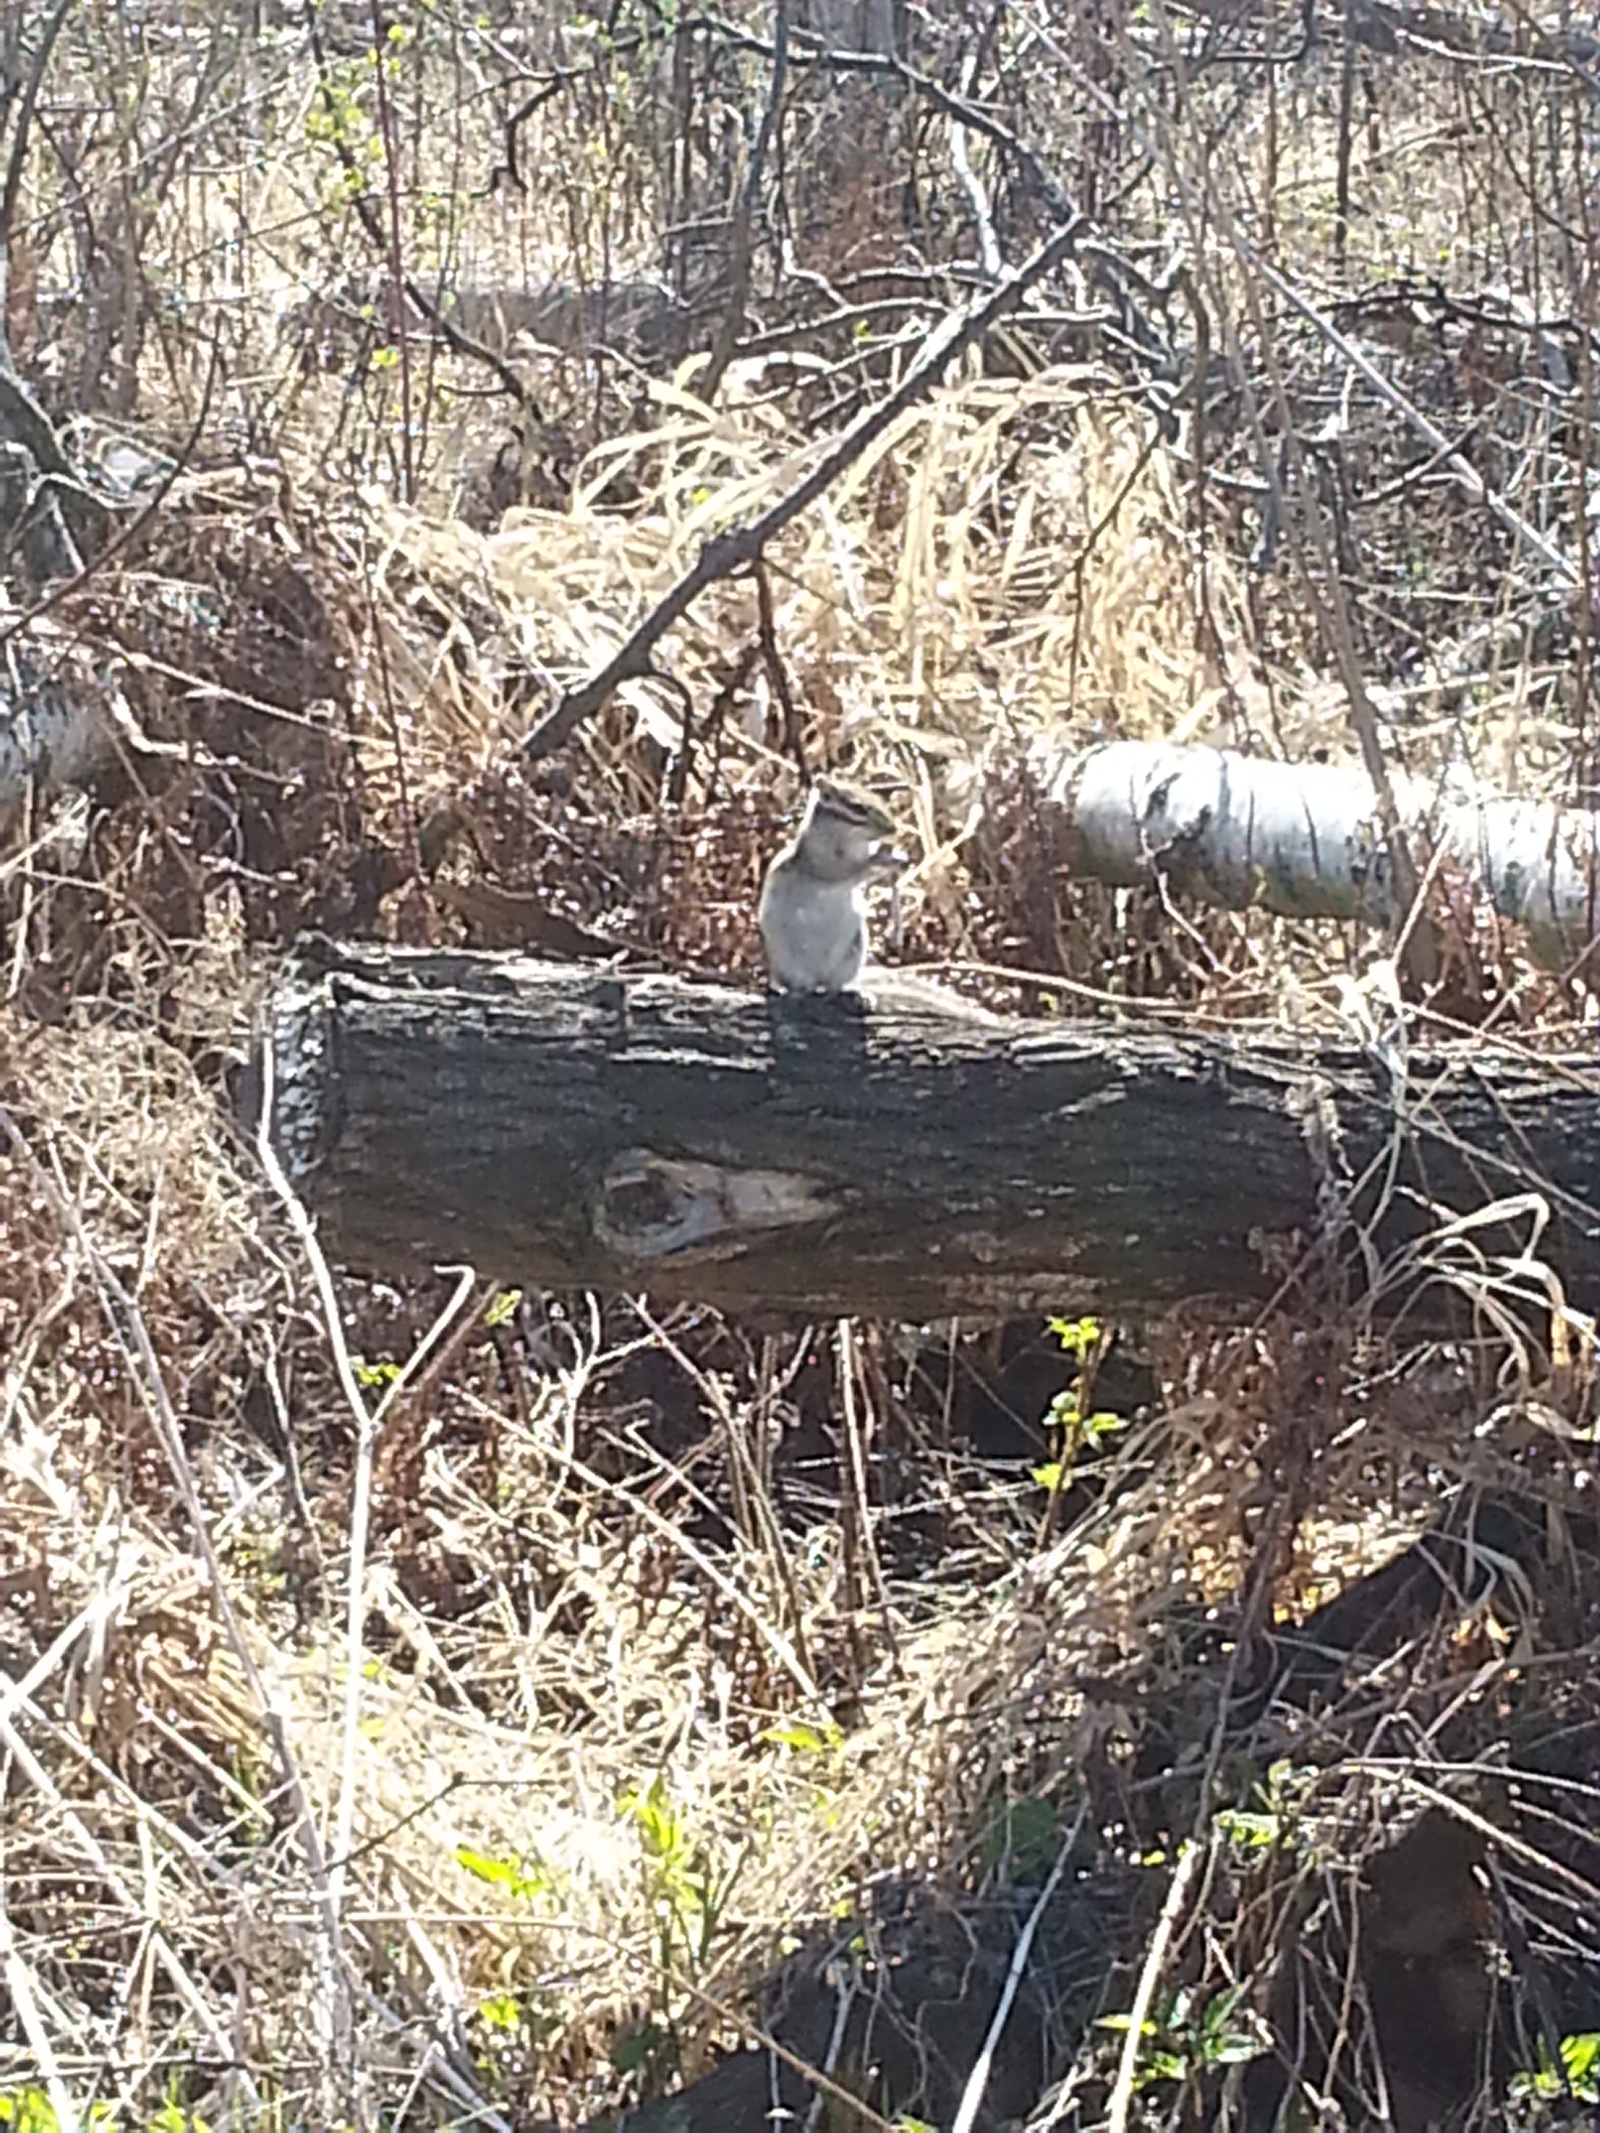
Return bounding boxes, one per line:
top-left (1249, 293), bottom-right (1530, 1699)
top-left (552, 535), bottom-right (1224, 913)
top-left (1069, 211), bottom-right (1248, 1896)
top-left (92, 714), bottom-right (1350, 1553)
top-left (690, 12), bottom-right (1172, 361)
top-left (1106, 1838), bottom-right (1205, 2133)
top-left (368, 0), bottom-right (415, 502)
top-left (950, 1804), bottom-right (1090, 2133)
top-left (0, 0), bottom-right (74, 267)
top-left (492, 32), bottom-right (650, 193)
top-left (0, 1892), bottom-right (80, 2133)
top-left (304, 0), bottom-right (542, 415)
top-left (700, 0), bottom-right (790, 402)
top-left (0, 1101), bottom-right (338, 2109)
top-left (0, 327), bottom-right (221, 646)
top-left (754, 558), bottom-right (805, 773)
top-left (948, 51), bottom-right (1002, 279)
top-left (1022, 0), bottom-right (1579, 586)
top-left (521, 213), bottom-right (1085, 760)
top-left (689, 9), bottom-right (1075, 218)
top-left (1256, 252), bottom-right (1578, 585)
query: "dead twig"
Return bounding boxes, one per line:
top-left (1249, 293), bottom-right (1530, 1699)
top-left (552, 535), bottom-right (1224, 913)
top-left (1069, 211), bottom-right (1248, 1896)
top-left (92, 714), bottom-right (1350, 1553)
top-left (753, 559), bottom-right (804, 774)
top-left (948, 50), bottom-right (1002, 280)
top-left (521, 213), bottom-right (1086, 760)
top-left (950, 1804), bottom-right (1089, 2133)
top-left (700, 0), bottom-right (791, 404)
top-left (0, 0), bottom-right (75, 272)
top-left (303, 0), bottom-right (543, 417)
top-left (0, 328), bottom-right (221, 649)
top-left (1106, 1837), bottom-right (1205, 2133)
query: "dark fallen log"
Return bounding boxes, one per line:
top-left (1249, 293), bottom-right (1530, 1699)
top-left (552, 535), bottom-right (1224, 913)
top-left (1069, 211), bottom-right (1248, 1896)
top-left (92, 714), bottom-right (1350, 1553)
top-left (257, 939), bottom-right (1600, 1320)
top-left (588, 1873), bottom-right (1080, 2133)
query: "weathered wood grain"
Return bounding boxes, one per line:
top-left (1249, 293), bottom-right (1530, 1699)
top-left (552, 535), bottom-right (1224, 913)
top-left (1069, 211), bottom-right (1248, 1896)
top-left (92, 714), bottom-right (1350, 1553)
top-left (258, 939), bottom-right (1600, 1320)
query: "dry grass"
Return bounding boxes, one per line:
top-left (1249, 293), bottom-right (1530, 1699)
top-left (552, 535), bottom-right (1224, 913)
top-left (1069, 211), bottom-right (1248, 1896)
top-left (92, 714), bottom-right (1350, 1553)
top-left (2, 4), bottom-right (1600, 2129)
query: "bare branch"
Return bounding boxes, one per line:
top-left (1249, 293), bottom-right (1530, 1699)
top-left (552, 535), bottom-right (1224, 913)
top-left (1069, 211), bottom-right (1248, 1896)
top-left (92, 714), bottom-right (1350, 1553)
top-left (0, 0), bottom-right (74, 267)
top-left (520, 213), bottom-right (1087, 761)
top-left (700, 0), bottom-right (790, 403)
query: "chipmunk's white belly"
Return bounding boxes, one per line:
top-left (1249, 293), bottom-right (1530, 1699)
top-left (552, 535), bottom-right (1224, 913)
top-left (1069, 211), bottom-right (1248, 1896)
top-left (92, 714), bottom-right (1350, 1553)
top-left (759, 876), bottom-right (867, 992)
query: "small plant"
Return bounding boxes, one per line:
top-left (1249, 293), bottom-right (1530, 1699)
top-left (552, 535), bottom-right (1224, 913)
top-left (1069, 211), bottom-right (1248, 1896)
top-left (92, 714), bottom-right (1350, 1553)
top-left (978, 1795), bottom-right (1060, 1879)
top-left (764, 1715), bottom-right (843, 1759)
top-left (0, 2092), bottom-right (204, 2132)
top-left (0, 2096), bottom-right (70, 2133)
top-left (145, 2104), bottom-right (211, 2133)
top-left (1215, 1760), bottom-right (1324, 1856)
top-left (622, 1774), bottom-right (745, 1979)
top-left (456, 1845), bottom-right (554, 1902)
top-left (1214, 1803), bottom-right (1280, 1849)
top-left (469, 1991), bottom-right (557, 2099)
top-left (1510, 2030), bottom-right (1600, 2105)
top-left (1035, 1315), bottom-right (1125, 1536)
top-left (1099, 1983), bottom-right (1269, 2094)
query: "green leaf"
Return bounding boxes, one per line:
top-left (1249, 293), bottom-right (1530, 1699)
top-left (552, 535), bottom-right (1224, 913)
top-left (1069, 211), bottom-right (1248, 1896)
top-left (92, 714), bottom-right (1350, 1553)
top-left (0, 2092), bottom-right (93, 2133)
top-left (477, 1992), bottom-right (522, 2032)
top-left (980, 1797), bottom-right (1058, 1876)
top-left (1215, 1808), bottom-right (1279, 1847)
top-left (1209, 2031), bottom-right (1268, 2066)
top-left (1563, 2032), bottom-right (1600, 2100)
top-left (1048, 1314), bottom-right (1101, 1357)
top-left (455, 1846), bottom-right (549, 1899)
top-left (610, 2023), bottom-right (664, 2073)
top-left (764, 1719), bottom-right (842, 1755)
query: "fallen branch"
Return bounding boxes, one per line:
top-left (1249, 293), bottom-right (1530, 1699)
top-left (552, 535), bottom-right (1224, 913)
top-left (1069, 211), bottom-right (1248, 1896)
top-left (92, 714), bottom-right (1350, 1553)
top-left (1042, 739), bottom-right (1600, 970)
top-left (259, 940), bottom-right (1600, 1321)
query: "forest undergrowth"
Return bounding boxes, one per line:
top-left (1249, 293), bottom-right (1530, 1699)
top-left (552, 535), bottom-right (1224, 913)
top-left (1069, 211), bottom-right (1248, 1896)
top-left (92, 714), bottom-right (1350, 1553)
top-left (1, 2), bottom-right (1598, 2127)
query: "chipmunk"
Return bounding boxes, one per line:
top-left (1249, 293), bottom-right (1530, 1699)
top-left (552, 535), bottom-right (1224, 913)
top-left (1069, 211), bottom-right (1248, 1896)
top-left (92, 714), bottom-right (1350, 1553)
top-left (758, 776), bottom-right (906, 993)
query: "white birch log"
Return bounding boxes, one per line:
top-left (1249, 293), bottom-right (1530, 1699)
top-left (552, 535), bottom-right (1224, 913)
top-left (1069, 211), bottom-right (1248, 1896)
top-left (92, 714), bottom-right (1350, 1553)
top-left (1042, 740), bottom-right (1600, 969)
